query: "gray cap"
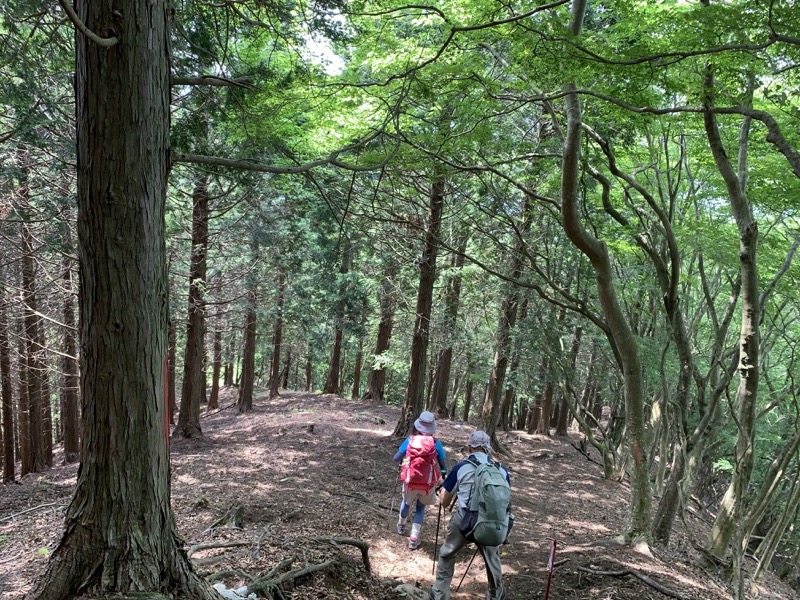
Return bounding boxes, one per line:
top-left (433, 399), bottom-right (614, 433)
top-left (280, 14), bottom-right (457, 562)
top-left (467, 430), bottom-right (491, 451)
top-left (414, 411), bottom-right (437, 435)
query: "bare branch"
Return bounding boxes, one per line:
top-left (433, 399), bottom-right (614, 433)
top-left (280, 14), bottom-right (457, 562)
top-left (56, 0), bottom-right (118, 47)
top-left (172, 75), bottom-right (254, 89)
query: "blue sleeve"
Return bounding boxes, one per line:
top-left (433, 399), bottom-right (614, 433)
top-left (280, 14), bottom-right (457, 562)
top-left (442, 460), bottom-right (467, 493)
top-left (435, 440), bottom-right (447, 471)
top-left (393, 438), bottom-right (410, 463)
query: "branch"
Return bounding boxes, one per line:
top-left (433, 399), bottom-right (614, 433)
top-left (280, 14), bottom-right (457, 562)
top-left (172, 75), bottom-right (254, 89)
top-left (57, 0), bottom-right (118, 47)
top-left (577, 566), bottom-right (692, 600)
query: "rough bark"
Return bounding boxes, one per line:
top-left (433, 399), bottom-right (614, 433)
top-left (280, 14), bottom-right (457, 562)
top-left (21, 223), bottom-right (48, 472)
top-left (430, 233), bottom-right (468, 417)
top-left (208, 309), bottom-right (222, 411)
top-left (559, 0), bottom-right (651, 545)
top-left (168, 319), bottom-right (177, 424)
top-left (1, 271), bottom-right (15, 481)
top-left (555, 325), bottom-right (582, 436)
top-left (60, 257), bottom-right (80, 464)
top-left (269, 272), bottom-right (286, 399)
top-left (30, 0), bottom-right (216, 595)
top-left (174, 176), bottom-right (209, 439)
top-left (351, 338), bottom-right (363, 399)
top-left (393, 176), bottom-right (445, 437)
top-left (361, 266), bottom-right (397, 403)
top-left (323, 246), bottom-right (351, 395)
top-left (16, 315), bottom-right (30, 476)
top-left (238, 285), bottom-right (258, 413)
top-left (480, 197), bottom-right (531, 445)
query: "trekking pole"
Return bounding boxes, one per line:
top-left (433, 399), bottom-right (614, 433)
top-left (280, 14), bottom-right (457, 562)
top-left (388, 478), bottom-right (400, 519)
top-left (432, 503), bottom-right (442, 575)
top-left (544, 539), bottom-right (557, 600)
top-left (454, 546), bottom-right (480, 593)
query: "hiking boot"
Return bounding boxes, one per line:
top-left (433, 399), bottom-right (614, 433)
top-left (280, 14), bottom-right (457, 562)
top-left (408, 536), bottom-right (420, 550)
top-left (396, 522), bottom-right (406, 535)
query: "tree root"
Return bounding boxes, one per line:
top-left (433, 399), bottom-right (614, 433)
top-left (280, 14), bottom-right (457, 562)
top-left (310, 537), bottom-right (371, 573)
top-left (203, 503), bottom-right (244, 534)
top-left (248, 558), bottom-right (336, 598)
top-left (577, 566), bottom-right (692, 600)
top-left (188, 540), bottom-right (251, 558)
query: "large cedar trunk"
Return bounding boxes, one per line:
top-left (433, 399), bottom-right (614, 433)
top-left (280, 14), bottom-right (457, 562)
top-left (61, 258), bottom-right (80, 464)
top-left (393, 177), bottom-right (444, 436)
top-left (269, 272), bottom-right (286, 399)
top-left (361, 266), bottom-right (397, 403)
top-left (31, 1), bottom-right (216, 596)
top-left (555, 326), bottom-right (582, 436)
top-left (1, 271), bottom-right (15, 482)
top-left (168, 319), bottom-right (177, 424)
top-left (175, 177), bottom-right (209, 438)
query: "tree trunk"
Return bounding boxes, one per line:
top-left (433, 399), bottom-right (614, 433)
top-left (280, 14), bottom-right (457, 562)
top-left (1, 270), bottom-right (15, 482)
top-left (462, 360), bottom-right (475, 422)
top-left (208, 309), bottom-right (222, 411)
top-left (480, 194), bottom-right (532, 446)
top-left (703, 69), bottom-right (760, 567)
top-left (21, 223), bottom-right (48, 472)
top-left (323, 247), bottom-right (351, 395)
top-left (224, 337), bottom-right (235, 387)
top-left (16, 315), bottom-right (31, 476)
top-left (61, 257), bottom-right (80, 464)
top-left (31, 1), bottom-right (216, 594)
top-left (430, 233), bottom-right (468, 417)
top-left (175, 176), bottom-right (209, 439)
top-left (362, 265), bottom-right (397, 403)
top-left (238, 284), bottom-right (258, 413)
top-left (305, 354), bottom-right (312, 391)
top-left (269, 272), bottom-right (286, 399)
top-left (281, 352), bottom-right (291, 389)
top-left (559, 0), bottom-right (651, 545)
top-left (536, 382), bottom-right (554, 436)
top-left (393, 175), bottom-right (445, 437)
top-left (168, 319), bottom-right (177, 424)
top-left (351, 338), bottom-right (363, 399)
top-left (555, 325), bottom-right (582, 436)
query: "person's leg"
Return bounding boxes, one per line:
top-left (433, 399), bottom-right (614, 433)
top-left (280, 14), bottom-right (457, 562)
top-left (478, 545), bottom-right (506, 600)
top-left (397, 486), bottom-right (411, 534)
top-left (430, 512), bottom-right (468, 600)
top-left (409, 494), bottom-right (426, 548)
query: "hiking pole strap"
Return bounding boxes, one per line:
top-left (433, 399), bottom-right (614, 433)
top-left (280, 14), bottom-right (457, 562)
top-left (455, 546), bottom-right (480, 593)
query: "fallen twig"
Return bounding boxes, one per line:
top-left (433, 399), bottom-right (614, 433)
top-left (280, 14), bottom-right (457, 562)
top-left (0, 502), bottom-right (67, 523)
top-left (577, 566), bottom-right (692, 600)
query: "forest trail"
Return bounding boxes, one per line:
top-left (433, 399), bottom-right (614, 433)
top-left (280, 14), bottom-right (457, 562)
top-left (1, 389), bottom-right (796, 599)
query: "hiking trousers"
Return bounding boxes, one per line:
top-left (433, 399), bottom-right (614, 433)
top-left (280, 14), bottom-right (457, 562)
top-left (429, 509), bottom-right (506, 600)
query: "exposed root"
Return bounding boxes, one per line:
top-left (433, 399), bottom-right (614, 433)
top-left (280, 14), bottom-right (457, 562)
top-left (577, 566), bottom-right (692, 600)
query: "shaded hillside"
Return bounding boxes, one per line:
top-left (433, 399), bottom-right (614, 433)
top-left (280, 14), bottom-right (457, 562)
top-left (1, 390), bottom-right (797, 599)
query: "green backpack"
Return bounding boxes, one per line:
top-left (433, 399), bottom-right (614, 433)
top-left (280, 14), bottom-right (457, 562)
top-left (459, 457), bottom-right (513, 546)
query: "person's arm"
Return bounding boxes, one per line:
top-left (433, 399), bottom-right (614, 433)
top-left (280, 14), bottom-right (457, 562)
top-left (438, 461), bottom-right (461, 506)
top-left (393, 438), bottom-right (409, 463)
top-left (435, 440), bottom-right (447, 475)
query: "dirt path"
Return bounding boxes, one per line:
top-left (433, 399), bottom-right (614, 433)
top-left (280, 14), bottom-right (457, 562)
top-left (1, 389), bottom-right (797, 599)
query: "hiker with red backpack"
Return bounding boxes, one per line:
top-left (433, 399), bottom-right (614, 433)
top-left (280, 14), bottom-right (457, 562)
top-left (393, 411), bottom-right (448, 550)
top-left (429, 430), bottom-right (512, 600)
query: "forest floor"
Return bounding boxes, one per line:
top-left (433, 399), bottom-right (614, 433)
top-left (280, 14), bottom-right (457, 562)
top-left (1, 388), bottom-right (798, 600)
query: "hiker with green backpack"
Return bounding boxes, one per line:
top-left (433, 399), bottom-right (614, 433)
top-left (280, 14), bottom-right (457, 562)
top-left (429, 430), bottom-right (512, 600)
top-left (393, 411), bottom-right (448, 549)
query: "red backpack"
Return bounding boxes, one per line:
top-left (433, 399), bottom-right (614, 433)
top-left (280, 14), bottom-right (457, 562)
top-left (401, 435), bottom-right (440, 491)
